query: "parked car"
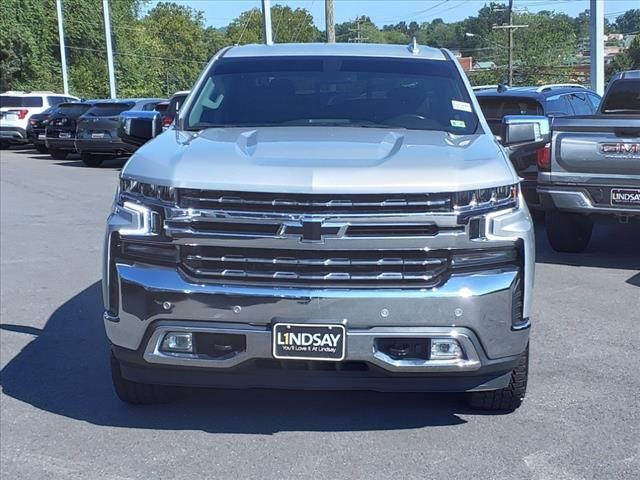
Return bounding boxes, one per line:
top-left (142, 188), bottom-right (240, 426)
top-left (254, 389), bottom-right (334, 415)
top-left (44, 101), bottom-right (100, 160)
top-left (26, 105), bottom-right (62, 153)
top-left (154, 101), bottom-right (169, 117)
top-left (0, 91), bottom-right (78, 148)
top-left (537, 70), bottom-right (640, 252)
top-left (105, 43), bottom-right (550, 411)
top-left (475, 84), bottom-right (601, 210)
top-left (161, 90), bottom-right (189, 128)
top-left (75, 98), bottom-right (164, 167)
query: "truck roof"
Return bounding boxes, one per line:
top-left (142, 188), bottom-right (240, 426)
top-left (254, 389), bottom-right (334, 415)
top-left (223, 42), bottom-right (447, 61)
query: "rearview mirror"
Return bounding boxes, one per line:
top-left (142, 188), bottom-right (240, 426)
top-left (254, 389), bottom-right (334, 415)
top-left (500, 115), bottom-right (551, 161)
top-left (118, 111), bottom-right (162, 148)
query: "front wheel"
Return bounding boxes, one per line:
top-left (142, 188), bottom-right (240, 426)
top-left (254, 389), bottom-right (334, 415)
top-left (545, 210), bottom-right (593, 253)
top-left (467, 345), bottom-right (529, 412)
top-left (35, 144), bottom-right (49, 154)
top-left (49, 149), bottom-right (68, 160)
top-left (81, 152), bottom-right (103, 168)
top-left (110, 352), bottom-right (178, 405)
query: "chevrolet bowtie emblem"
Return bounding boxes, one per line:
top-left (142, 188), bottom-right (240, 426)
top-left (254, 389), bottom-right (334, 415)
top-left (285, 220), bottom-right (340, 242)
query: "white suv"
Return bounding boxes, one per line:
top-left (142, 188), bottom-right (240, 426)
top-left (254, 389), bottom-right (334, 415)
top-left (0, 91), bottom-right (79, 148)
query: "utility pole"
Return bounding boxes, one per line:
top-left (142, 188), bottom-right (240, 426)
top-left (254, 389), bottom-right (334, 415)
top-left (261, 0), bottom-right (273, 45)
top-left (508, 0), bottom-right (514, 87)
top-left (492, 1), bottom-right (528, 87)
top-left (55, 0), bottom-right (69, 94)
top-left (590, 0), bottom-right (604, 95)
top-left (102, 0), bottom-right (116, 99)
top-left (349, 18), bottom-right (366, 43)
top-left (326, 0), bottom-right (335, 43)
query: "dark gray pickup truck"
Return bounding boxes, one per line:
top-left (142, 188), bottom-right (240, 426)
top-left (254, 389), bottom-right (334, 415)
top-left (538, 70), bottom-right (640, 252)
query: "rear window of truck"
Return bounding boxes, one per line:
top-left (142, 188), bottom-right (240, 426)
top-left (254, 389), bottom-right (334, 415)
top-left (186, 56), bottom-right (480, 134)
top-left (601, 79), bottom-right (640, 113)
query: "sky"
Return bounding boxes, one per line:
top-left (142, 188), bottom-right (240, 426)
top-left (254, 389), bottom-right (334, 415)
top-left (149, 0), bottom-right (639, 30)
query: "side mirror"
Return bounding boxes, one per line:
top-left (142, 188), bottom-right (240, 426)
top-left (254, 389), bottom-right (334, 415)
top-left (500, 115), bottom-right (551, 162)
top-left (118, 111), bottom-right (162, 148)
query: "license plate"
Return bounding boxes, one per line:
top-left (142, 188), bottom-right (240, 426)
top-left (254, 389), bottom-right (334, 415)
top-left (611, 188), bottom-right (640, 206)
top-left (59, 132), bottom-right (71, 138)
top-left (91, 132), bottom-right (105, 138)
top-left (38, 134), bottom-right (45, 140)
top-left (273, 323), bottom-right (346, 361)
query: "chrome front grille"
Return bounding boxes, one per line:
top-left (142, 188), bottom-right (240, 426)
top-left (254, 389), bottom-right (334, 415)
top-left (178, 189), bottom-right (452, 215)
top-left (180, 246), bottom-right (449, 287)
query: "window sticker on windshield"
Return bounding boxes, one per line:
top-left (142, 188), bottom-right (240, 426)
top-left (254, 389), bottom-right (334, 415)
top-left (450, 119), bottom-right (466, 128)
top-left (452, 100), bottom-right (472, 112)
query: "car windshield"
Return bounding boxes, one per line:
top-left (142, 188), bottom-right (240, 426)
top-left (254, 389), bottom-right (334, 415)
top-left (185, 56), bottom-right (479, 134)
top-left (0, 96), bottom-right (44, 107)
top-left (84, 103), bottom-right (133, 117)
top-left (601, 79), bottom-right (640, 113)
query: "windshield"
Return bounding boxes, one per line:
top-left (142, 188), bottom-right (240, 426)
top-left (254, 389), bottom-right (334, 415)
top-left (0, 96), bottom-right (43, 107)
top-left (601, 79), bottom-right (640, 113)
top-left (84, 103), bottom-right (134, 117)
top-left (185, 56), bottom-right (479, 134)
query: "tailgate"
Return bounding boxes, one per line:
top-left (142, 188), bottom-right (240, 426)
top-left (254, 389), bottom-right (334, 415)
top-left (551, 116), bottom-right (640, 185)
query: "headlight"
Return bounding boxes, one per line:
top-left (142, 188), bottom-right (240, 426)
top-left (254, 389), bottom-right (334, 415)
top-left (453, 184), bottom-right (518, 211)
top-left (120, 178), bottom-right (177, 204)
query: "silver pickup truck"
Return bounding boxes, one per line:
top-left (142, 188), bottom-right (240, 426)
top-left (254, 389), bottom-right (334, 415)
top-left (538, 70), bottom-right (640, 252)
top-left (105, 43), bottom-right (549, 411)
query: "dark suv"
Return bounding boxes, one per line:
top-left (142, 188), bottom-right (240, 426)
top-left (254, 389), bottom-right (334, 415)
top-left (475, 84), bottom-right (601, 209)
top-left (75, 98), bottom-right (164, 167)
top-left (45, 101), bottom-right (100, 160)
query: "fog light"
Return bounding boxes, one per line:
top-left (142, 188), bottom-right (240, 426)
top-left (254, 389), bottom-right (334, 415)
top-left (430, 339), bottom-right (463, 360)
top-left (161, 332), bottom-right (193, 353)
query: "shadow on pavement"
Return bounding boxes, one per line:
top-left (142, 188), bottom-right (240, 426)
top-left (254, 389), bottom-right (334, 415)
top-left (1, 282), bottom-right (473, 433)
top-left (5, 147), bottom-right (126, 169)
top-left (535, 221), bottom-right (640, 270)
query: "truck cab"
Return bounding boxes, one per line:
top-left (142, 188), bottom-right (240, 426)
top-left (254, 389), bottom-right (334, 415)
top-left (105, 43), bottom-right (549, 411)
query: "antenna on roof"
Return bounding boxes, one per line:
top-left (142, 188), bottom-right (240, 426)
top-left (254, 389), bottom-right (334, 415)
top-left (408, 37), bottom-right (420, 54)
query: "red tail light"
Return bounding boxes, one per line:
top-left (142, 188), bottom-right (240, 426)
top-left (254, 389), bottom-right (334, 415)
top-left (536, 143), bottom-right (551, 171)
top-left (162, 115), bottom-right (173, 127)
top-left (9, 109), bottom-right (30, 119)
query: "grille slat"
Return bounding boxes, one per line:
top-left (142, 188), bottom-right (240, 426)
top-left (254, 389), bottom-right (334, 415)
top-left (180, 246), bottom-right (448, 287)
top-left (179, 190), bottom-right (452, 215)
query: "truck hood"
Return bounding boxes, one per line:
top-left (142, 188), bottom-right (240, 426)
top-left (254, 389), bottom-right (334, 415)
top-left (122, 126), bottom-right (517, 193)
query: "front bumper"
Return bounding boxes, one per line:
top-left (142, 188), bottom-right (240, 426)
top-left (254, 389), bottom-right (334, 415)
top-left (538, 184), bottom-right (640, 216)
top-left (105, 261), bottom-right (529, 391)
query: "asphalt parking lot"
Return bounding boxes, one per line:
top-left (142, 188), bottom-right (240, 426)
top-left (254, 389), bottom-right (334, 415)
top-left (1, 147), bottom-right (639, 480)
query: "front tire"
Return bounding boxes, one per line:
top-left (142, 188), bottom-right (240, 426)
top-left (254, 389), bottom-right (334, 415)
top-left (35, 144), bottom-right (49, 154)
top-left (81, 152), bottom-right (103, 168)
top-left (49, 149), bottom-right (68, 160)
top-left (110, 352), bottom-right (178, 405)
top-left (467, 345), bottom-right (529, 412)
top-left (545, 210), bottom-right (593, 253)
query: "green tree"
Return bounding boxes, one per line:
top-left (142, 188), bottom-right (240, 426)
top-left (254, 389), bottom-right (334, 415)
top-left (227, 5), bottom-right (318, 45)
top-left (615, 9), bottom-right (640, 33)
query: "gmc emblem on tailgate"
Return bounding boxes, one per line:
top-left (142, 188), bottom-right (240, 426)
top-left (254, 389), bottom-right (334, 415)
top-left (601, 143), bottom-right (640, 155)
